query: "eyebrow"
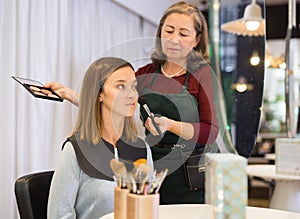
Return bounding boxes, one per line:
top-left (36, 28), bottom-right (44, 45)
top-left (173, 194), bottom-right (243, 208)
top-left (164, 25), bottom-right (192, 32)
top-left (114, 79), bottom-right (137, 84)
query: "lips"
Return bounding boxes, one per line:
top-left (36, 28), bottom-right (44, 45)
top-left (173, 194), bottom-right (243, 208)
top-left (166, 47), bottom-right (182, 55)
top-left (167, 47), bottom-right (180, 52)
top-left (126, 102), bottom-right (136, 108)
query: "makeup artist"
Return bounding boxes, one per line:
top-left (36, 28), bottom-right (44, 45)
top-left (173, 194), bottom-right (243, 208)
top-left (46, 1), bottom-right (218, 205)
top-left (47, 57), bottom-right (153, 218)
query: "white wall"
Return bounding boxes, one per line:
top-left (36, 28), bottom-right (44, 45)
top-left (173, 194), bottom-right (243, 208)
top-left (112, 0), bottom-right (179, 24)
top-left (0, 1), bottom-right (157, 218)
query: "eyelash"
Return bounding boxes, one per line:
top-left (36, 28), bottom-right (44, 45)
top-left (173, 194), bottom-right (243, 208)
top-left (165, 30), bottom-right (189, 37)
top-left (117, 84), bottom-right (125, 89)
top-left (117, 84), bottom-right (137, 90)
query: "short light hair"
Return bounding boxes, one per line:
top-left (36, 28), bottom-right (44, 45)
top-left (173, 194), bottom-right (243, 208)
top-left (151, 1), bottom-right (210, 71)
top-left (73, 57), bottom-right (137, 144)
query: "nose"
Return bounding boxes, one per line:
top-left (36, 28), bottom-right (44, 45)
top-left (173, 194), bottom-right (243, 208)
top-left (169, 32), bottom-right (179, 44)
top-left (127, 88), bottom-right (138, 99)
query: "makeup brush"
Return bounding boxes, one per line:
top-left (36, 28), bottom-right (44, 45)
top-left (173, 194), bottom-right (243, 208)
top-left (133, 158), bottom-right (147, 168)
top-left (110, 159), bottom-right (128, 188)
top-left (138, 164), bottom-right (151, 194)
top-left (154, 168), bottom-right (169, 194)
top-left (138, 97), bottom-right (163, 137)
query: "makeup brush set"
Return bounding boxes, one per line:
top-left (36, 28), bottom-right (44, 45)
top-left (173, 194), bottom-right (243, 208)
top-left (110, 159), bottom-right (168, 195)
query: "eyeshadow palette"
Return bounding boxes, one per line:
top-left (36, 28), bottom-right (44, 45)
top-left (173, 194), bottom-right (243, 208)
top-left (12, 76), bottom-right (63, 102)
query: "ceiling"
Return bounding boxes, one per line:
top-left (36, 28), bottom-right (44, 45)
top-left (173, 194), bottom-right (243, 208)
top-left (265, 0), bottom-right (300, 5)
top-left (113, 0), bottom-right (299, 25)
top-left (193, 0), bottom-right (300, 8)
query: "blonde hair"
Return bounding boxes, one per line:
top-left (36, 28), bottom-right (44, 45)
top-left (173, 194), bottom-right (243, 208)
top-left (73, 57), bottom-right (138, 144)
top-left (151, 1), bottom-right (210, 70)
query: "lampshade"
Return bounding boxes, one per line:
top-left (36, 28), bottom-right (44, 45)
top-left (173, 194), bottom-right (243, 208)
top-left (221, 0), bottom-right (265, 37)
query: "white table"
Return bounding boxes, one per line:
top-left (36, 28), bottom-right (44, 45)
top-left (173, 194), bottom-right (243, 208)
top-left (100, 204), bottom-right (300, 219)
top-left (264, 153), bottom-right (276, 161)
top-left (247, 164), bottom-right (300, 213)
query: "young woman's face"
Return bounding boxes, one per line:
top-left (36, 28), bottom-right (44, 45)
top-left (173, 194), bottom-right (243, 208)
top-left (99, 66), bottom-right (138, 118)
top-left (161, 13), bottom-right (199, 63)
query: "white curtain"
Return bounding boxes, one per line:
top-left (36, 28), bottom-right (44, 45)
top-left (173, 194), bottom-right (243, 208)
top-left (0, 0), bottom-right (156, 218)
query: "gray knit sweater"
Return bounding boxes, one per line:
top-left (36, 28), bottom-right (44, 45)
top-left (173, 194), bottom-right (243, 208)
top-left (48, 141), bottom-right (153, 219)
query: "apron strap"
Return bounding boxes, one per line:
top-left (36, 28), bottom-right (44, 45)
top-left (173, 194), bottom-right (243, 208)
top-left (183, 71), bottom-right (190, 90)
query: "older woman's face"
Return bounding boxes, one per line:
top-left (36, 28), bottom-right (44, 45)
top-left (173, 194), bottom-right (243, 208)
top-left (99, 66), bottom-right (138, 118)
top-left (161, 13), bottom-right (199, 63)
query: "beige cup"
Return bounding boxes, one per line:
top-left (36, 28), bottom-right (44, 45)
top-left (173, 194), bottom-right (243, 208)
top-left (114, 187), bottom-right (129, 219)
top-left (126, 193), bottom-right (159, 219)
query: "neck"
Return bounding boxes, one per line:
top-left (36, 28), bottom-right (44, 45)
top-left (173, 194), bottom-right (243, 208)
top-left (161, 61), bottom-right (187, 78)
top-left (100, 111), bottom-right (124, 147)
top-left (166, 59), bottom-right (187, 68)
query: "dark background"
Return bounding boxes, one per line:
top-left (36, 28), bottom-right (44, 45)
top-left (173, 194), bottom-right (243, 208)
top-left (266, 3), bottom-right (300, 39)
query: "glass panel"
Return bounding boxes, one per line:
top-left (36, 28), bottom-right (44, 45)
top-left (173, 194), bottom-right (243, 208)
top-left (209, 0), bottom-right (266, 157)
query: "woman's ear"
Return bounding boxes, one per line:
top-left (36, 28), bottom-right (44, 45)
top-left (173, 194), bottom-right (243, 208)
top-left (194, 34), bottom-right (201, 48)
top-left (99, 93), bottom-right (103, 102)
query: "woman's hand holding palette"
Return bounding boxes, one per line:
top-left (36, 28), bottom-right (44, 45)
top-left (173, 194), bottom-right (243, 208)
top-left (12, 76), bottom-right (63, 102)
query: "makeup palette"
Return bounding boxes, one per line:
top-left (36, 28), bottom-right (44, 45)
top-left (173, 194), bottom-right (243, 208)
top-left (12, 76), bottom-right (63, 102)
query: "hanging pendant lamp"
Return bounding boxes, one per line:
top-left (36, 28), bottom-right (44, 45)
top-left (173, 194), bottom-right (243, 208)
top-left (221, 0), bottom-right (265, 37)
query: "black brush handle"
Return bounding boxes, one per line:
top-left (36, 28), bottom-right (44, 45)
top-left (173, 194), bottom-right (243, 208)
top-left (138, 97), bottom-right (163, 137)
top-left (150, 115), bottom-right (163, 137)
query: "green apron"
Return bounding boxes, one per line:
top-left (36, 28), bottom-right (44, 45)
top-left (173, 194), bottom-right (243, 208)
top-left (140, 68), bottom-right (205, 204)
